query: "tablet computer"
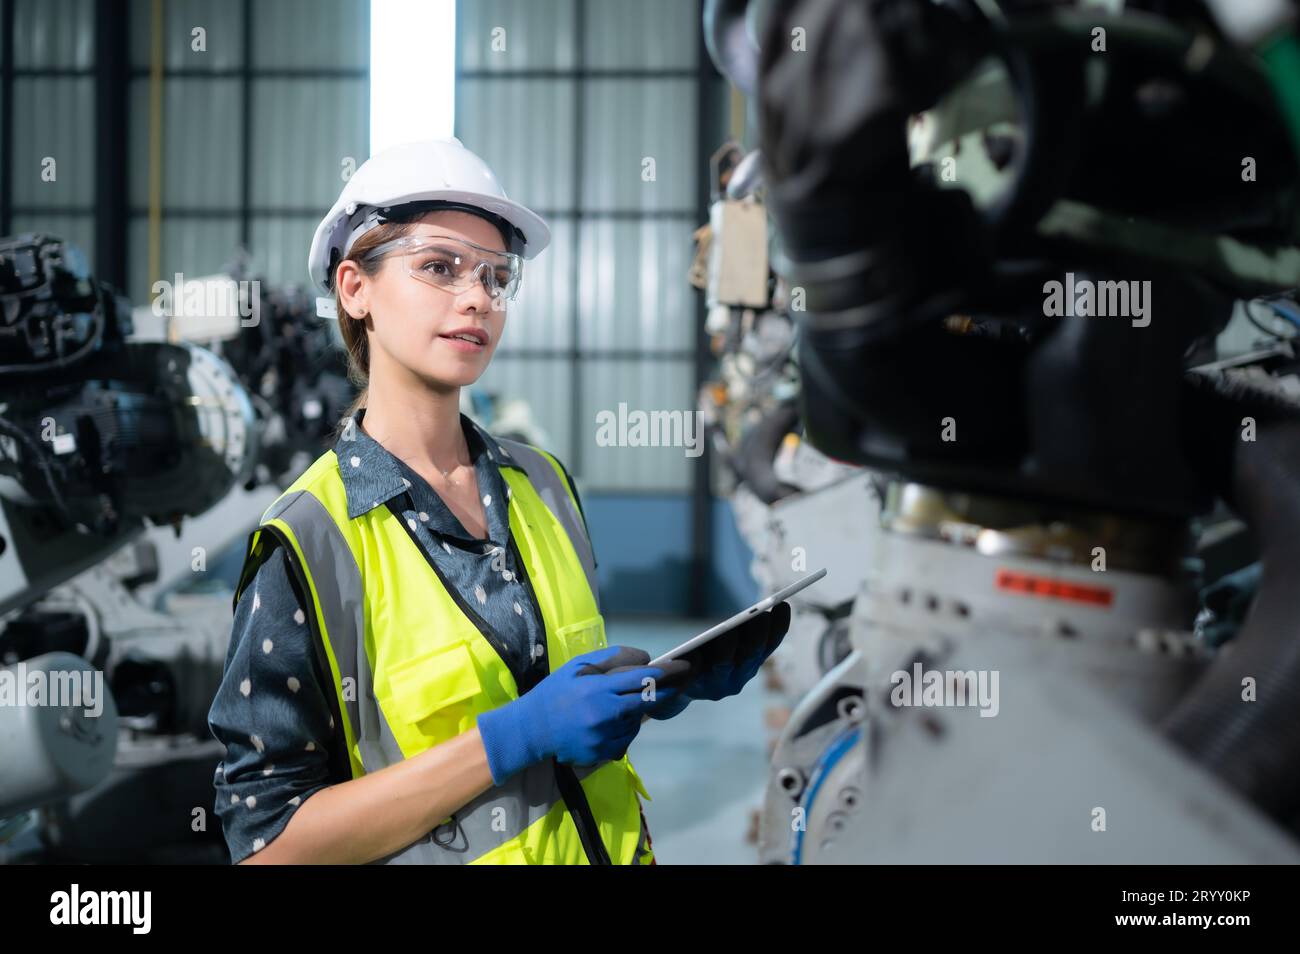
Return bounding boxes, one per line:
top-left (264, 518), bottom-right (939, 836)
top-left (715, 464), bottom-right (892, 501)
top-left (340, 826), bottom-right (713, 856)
top-left (649, 567), bottom-right (827, 667)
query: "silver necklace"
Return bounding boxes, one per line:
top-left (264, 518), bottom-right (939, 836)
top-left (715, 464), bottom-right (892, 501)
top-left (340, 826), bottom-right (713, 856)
top-left (435, 452), bottom-right (469, 486)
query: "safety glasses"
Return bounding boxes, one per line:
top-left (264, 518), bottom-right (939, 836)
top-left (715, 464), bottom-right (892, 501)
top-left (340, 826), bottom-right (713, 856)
top-left (360, 234), bottom-right (524, 302)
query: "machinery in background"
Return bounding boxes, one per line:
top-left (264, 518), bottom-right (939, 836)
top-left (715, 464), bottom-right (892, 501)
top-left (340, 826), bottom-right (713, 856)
top-left (0, 234), bottom-right (261, 861)
top-left (131, 253), bottom-right (356, 490)
top-left (699, 0), bottom-right (1300, 863)
top-left (691, 142), bottom-right (881, 719)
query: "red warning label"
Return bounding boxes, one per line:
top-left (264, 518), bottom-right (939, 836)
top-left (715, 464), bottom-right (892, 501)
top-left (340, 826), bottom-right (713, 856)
top-left (995, 569), bottom-right (1113, 607)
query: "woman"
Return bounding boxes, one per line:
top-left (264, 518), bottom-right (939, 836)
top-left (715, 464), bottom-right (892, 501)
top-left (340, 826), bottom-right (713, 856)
top-left (208, 138), bottom-right (789, 865)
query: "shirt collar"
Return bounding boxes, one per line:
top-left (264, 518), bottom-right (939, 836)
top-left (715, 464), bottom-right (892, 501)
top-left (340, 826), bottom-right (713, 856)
top-left (334, 406), bottom-right (521, 521)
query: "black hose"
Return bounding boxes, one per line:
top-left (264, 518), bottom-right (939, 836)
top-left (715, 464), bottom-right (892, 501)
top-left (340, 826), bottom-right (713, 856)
top-left (734, 400), bottom-right (802, 505)
top-left (703, 0), bottom-right (758, 96)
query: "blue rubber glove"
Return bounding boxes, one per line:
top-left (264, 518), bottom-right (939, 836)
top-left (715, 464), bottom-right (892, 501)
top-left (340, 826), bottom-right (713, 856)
top-left (645, 690), bottom-right (694, 721)
top-left (647, 601), bottom-right (792, 718)
top-left (477, 645), bottom-right (680, 784)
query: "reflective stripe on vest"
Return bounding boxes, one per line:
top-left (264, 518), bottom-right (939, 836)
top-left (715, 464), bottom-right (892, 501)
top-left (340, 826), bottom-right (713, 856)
top-left (233, 438), bottom-right (652, 864)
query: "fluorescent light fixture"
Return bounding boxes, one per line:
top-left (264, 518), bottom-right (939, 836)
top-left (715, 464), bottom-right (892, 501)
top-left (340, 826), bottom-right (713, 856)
top-left (370, 0), bottom-right (456, 154)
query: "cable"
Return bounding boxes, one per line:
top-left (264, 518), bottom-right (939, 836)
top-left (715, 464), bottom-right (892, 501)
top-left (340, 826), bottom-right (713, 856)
top-left (1244, 299), bottom-right (1297, 340)
top-left (0, 299), bottom-right (106, 376)
top-left (1267, 299), bottom-right (1300, 329)
top-left (0, 415), bottom-right (74, 523)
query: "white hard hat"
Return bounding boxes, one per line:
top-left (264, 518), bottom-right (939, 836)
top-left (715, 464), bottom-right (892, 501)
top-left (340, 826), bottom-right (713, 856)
top-left (307, 137), bottom-right (550, 311)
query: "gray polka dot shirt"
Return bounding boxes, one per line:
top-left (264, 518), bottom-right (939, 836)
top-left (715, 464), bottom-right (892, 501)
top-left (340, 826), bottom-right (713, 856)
top-left (207, 408), bottom-right (593, 863)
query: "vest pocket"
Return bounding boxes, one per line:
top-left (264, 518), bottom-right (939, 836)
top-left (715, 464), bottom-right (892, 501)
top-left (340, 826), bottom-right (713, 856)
top-left (385, 639), bottom-right (483, 732)
top-left (553, 615), bottom-right (608, 666)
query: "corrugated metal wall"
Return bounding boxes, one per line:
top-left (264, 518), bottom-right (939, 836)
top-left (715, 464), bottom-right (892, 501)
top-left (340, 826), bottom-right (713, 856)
top-left (123, 0), bottom-right (369, 301)
top-left (3, 0), bottom-right (369, 302)
top-left (456, 0), bottom-right (708, 494)
top-left (7, 0), bottom-right (98, 264)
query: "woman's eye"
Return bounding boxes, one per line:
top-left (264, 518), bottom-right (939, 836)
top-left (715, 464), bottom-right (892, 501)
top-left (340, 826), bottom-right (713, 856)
top-left (419, 258), bottom-right (455, 276)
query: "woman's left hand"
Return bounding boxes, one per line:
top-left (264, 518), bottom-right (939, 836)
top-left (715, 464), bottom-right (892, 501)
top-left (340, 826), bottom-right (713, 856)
top-left (647, 600), bottom-right (791, 719)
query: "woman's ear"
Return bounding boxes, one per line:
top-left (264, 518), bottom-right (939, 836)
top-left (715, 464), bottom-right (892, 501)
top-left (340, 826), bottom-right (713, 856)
top-left (335, 260), bottom-right (370, 319)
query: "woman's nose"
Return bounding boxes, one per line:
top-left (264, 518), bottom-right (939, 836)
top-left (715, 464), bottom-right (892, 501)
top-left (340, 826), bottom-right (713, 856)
top-left (455, 274), bottom-right (496, 312)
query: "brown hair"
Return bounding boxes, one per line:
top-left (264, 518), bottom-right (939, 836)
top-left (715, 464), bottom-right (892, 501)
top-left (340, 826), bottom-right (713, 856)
top-left (331, 215), bottom-right (425, 439)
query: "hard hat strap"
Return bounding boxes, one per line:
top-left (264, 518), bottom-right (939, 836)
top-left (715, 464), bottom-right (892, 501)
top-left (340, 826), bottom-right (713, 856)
top-left (340, 207), bottom-right (389, 262)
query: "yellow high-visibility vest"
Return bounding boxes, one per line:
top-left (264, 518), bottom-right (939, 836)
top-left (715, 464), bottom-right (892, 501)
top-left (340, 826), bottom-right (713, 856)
top-left (233, 436), bottom-right (653, 864)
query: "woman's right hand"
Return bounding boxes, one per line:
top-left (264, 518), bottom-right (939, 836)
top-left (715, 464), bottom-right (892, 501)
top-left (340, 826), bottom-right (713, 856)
top-left (476, 645), bottom-right (675, 783)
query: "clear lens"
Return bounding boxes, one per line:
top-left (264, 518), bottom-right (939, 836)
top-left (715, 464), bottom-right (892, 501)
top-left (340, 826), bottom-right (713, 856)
top-left (363, 235), bottom-right (523, 301)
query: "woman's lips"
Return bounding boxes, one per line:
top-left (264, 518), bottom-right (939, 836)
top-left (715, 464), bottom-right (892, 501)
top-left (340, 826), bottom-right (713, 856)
top-left (438, 332), bottom-right (486, 352)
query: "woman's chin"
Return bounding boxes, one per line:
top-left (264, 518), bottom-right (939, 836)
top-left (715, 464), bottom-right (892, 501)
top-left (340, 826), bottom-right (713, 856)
top-left (414, 360), bottom-right (486, 390)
